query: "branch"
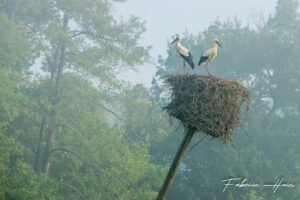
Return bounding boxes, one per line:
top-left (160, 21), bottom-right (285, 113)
top-left (85, 99), bottom-right (121, 120)
top-left (189, 135), bottom-right (207, 153)
top-left (148, 60), bottom-right (160, 68)
top-left (71, 31), bottom-right (120, 43)
top-left (50, 147), bottom-right (103, 182)
top-left (60, 182), bottom-right (87, 200)
top-left (57, 123), bottom-right (99, 164)
top-left (71, 31), bottom-right (85, 38)
top-left (49, 148), bottom-right (96, 169)
top-left (96, 102), bottom-right (121, 120)
top-left (49, 148), bottom-right (97, 172)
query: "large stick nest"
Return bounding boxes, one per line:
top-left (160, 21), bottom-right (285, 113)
top-left (164, 74), bottom-right (250, 143)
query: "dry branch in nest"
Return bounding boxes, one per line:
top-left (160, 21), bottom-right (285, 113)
top-left (164, 74), bottom-right (250, 143)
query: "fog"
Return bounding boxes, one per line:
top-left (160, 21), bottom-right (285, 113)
top-left (116, 0), bottom-right (277, 86)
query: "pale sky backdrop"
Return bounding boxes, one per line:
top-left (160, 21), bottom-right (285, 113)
top-left (115, 0), bottom-right (277, 87)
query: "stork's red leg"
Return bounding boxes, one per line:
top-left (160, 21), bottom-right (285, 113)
top-left (182, 61), bottom-right (186, 74)
top-left (205, 63), bottom-right (212, 76)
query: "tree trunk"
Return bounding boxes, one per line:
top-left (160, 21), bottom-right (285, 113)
top-left (156, 128), bottom-right (196, 200)
top-left (42, 12), bottom-right (69, 176)
top-left (34, 118), bottom-right (46, 173)
top-left (42, 112), bottom-right (57, 176)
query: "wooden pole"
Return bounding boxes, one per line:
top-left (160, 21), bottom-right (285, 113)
top-left (156, 128), bottom-right (196, 200)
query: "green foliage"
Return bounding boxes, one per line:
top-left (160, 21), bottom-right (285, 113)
top-left (0, 14), bottom-right (32, 71)
top-left (43, 75), bottom-right (165, 199)
top-left (0, 131), bottom-right (57, 199)
top-left (119, 84), bottom-right (171, 145)
top-left (0, 0), bottom-right (163, 199)
top-left (0, 62), bottom-right (56, 200)
top-left (0, 0), bottom-right (53, 26)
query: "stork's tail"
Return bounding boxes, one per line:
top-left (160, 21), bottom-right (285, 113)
top-left (187, 52), bottom-right (195, 69)
top-left (198, 61), bottom-right (204, 66)
top-left (188, 60), bottom-right (195, 69)
top-left (198, 56), bottom-right (208, 66)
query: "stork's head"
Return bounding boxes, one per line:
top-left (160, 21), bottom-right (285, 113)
top-left (214, 39), bottom-right (222, 48)
top-left (171, 35), bottom-right (181, 44)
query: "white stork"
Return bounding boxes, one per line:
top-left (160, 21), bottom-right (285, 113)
top-left (198, 39), bottom-right (222, 76)
top-left (171, 36), bottom-right (194, 74)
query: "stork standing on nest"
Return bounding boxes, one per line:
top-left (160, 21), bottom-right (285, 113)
top-left (171, 36), bottom-right (194, 74)
top-left (198, 39), bottom-right (222, 76)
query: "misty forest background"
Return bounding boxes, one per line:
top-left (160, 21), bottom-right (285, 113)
top-left (0, 0), bottom-right (300, 199)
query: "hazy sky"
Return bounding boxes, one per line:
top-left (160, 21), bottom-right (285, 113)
top-left (115, 0), bottom-right (277, 87)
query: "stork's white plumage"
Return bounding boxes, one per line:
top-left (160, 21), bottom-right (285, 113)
top-left (171, 36), bottom-right (194, 74)
top-left (198, 39), bottom-right (222, 76)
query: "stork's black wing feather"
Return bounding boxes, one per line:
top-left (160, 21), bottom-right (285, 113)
top-left (180, 52), bottom-right (194, 69)
top-left (198, 55), bottom-right (209, 66)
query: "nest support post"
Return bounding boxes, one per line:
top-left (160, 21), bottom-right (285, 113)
top-left (156, 128), bottom-right (196, 200)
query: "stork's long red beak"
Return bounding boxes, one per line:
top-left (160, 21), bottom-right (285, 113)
top-left (217, 41), bottom-right (222, 48)
top-left (171, 38), bottom-right (178, 44)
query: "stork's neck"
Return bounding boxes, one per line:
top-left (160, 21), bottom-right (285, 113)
top-left (176, 38), bottom-right (181, 46)
top-left (175, 39), bottom-right (182, 52)
top-left (213, 42), bottom-right (218, 54)
top-left (214, 42), bottom-right (218, 49)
